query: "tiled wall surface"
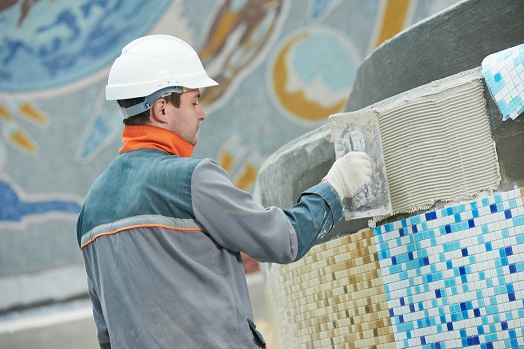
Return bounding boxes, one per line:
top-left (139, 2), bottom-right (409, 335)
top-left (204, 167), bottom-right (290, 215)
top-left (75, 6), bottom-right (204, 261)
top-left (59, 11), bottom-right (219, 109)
top-left (267, 227), bottom-right (395, 349)
top-left (267, 188), bottom-right (524, 348)
top-left (376, 188), bottom-right (524, 349)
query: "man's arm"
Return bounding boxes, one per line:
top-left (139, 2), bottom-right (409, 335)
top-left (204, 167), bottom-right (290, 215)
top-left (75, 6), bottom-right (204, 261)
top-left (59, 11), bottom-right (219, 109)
top-left (283, 182), bottom-right (343, 261)
top-left (191, 152), bottom-right (370, 263)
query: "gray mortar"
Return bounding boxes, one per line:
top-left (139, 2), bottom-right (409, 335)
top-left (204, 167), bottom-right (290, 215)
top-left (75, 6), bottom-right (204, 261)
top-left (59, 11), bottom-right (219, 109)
top-left (346, 0), bottom-right (524, 112)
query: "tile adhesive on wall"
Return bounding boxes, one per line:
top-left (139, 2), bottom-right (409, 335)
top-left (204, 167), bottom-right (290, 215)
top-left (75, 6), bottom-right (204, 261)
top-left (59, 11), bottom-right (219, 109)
top-left (332, 68), bottom-right (500, 218)
top-left (376, 69), bottom-right (500, 215)
top-left (265, 62), bottom-right (524, 347)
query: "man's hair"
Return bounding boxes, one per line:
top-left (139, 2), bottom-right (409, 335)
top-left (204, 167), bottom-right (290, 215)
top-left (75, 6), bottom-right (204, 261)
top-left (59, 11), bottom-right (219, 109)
top-left (118, 93), bottom-right (182, 125)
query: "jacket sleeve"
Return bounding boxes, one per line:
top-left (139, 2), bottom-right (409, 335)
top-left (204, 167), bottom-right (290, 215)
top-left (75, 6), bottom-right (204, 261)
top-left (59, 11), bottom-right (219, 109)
top-left (286, 182), bottom-right (343, 260)
top-left (87, 276), bottom-right (111, 349)
top-left (191, 159), bottom-right (343, 263)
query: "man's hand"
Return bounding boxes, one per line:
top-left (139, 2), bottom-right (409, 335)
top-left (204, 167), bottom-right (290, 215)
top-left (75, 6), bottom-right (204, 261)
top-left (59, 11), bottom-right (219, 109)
top-left (322, 152), bottom-right (372, 199)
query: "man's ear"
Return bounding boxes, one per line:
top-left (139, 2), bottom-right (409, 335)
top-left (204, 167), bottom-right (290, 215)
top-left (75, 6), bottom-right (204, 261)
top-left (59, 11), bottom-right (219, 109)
top-left (150, 98), bottom-right (168, 123)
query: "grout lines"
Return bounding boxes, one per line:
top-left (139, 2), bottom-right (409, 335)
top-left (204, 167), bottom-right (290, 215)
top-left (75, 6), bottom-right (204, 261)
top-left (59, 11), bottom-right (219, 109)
top-left (374, 188), bottom-right (524, 348)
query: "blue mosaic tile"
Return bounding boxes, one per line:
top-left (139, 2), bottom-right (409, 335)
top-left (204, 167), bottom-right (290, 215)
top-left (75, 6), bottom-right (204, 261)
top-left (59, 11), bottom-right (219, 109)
top-left (375, 188), bottom-right (524, 348)
top-left (482, 43), bottom-right (524, 121)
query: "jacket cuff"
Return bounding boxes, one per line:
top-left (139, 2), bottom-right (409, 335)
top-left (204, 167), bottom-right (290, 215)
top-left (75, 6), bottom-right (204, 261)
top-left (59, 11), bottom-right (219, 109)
top-left (301, 182), bottom-right (344, 223)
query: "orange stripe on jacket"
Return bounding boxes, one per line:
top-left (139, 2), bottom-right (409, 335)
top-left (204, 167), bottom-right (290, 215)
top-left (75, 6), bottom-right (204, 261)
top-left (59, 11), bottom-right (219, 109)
top-left (81, 223), bottom-right (204, 249)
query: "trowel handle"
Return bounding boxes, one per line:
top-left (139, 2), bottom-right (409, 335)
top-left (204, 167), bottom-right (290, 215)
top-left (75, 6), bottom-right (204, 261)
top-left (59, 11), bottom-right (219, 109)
top-left (350, 131), bottom-right (365, 152)
top-left (349, 130), bottom-right (370, 208)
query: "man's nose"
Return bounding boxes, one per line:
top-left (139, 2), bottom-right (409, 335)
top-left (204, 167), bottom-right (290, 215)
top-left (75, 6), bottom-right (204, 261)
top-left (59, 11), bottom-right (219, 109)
top-left (198, 106), bottom-right (206, 120)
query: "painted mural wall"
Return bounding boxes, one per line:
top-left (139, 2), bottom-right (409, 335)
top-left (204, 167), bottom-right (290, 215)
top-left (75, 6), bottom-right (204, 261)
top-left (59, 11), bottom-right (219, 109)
top-left (0, 0), bottom-right (460, 307)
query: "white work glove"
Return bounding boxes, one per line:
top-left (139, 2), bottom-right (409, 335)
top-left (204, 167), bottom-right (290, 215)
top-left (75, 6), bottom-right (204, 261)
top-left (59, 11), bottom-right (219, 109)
top-left (322, 152), bottom-right (372, 199)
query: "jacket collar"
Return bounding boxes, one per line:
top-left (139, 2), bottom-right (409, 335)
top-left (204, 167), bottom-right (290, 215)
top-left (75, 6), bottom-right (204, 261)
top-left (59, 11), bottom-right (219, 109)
top-left (119, 125), bottom-right (194, 157)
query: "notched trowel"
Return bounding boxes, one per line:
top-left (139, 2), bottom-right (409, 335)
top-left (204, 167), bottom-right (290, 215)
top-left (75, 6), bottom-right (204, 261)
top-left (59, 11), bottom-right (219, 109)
top-left (328, 110), bottom-right (392, 220)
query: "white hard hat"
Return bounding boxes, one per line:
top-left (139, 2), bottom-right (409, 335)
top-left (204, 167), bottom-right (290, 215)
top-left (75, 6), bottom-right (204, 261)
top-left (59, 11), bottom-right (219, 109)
top-left (106, 35), bottom-right (218, 117)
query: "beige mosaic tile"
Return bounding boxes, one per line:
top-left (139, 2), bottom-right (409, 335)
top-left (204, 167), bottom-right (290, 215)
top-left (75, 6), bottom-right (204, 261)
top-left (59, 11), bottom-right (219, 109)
top-left (266, 228), bottom-right (395, 348)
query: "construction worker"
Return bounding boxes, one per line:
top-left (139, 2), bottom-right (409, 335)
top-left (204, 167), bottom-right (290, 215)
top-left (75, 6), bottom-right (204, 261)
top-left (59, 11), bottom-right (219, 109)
top-left (76, 35), bottom-right (372, 348)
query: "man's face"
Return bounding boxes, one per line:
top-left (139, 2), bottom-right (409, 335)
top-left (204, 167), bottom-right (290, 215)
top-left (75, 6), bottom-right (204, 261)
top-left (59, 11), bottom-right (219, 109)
top-left (165, 89), bottom-right (205, 146)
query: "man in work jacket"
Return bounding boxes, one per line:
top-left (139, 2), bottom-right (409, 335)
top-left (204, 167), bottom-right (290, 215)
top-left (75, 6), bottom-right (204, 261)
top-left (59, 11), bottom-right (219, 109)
top-left (76, 35), bottom-right (372, 349)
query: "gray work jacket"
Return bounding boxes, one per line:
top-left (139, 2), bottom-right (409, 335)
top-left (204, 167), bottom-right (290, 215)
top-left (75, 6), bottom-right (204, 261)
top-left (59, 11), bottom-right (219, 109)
top-left (77, 147), bottom-right (342, 348)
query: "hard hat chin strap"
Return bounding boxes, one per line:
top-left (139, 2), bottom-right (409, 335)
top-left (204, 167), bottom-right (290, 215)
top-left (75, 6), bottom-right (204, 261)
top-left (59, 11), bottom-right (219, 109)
top-left (118, 86), bottom-right (186, 119)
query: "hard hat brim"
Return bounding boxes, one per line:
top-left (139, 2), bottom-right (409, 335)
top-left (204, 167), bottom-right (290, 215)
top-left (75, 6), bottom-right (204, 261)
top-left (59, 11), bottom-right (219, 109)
top-left (106, 72), bottom-right (218, 101)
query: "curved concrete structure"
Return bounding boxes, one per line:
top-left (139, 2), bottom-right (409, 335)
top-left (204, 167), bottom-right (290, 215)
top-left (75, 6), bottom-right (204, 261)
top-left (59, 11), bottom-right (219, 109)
top-left (260, 1), bottom-right (524, 348)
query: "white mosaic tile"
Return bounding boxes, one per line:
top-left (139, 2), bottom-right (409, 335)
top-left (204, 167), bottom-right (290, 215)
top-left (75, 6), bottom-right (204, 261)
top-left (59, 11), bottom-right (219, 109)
top-left (482, 43), bottom-right (524, 121)
top-left (374, 188), bottom-right (524, 349)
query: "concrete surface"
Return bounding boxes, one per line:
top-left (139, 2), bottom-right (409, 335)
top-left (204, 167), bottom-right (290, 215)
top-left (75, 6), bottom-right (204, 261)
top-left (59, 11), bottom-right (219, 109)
top-left (0, 299), bottom-right (98, 349)
top-left (0, 264), bottom-right (87, 314)
top-left (346, 0), bottom-right (524, 112)
top-left (0, 271), bottom-right (272, 348)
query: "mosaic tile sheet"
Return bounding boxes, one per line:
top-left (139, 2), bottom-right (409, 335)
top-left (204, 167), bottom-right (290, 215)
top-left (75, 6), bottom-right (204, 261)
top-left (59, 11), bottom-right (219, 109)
top-left (266, 265), bottom-right (300, 348)
top-left (266, 188), bottom-right (524, 348)
top-left (374, 188), bottom-right (524, 349)
top-left (266, 228), bottom-right (395, 349)
top-left (482, 43), bottom-right (524, 121)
